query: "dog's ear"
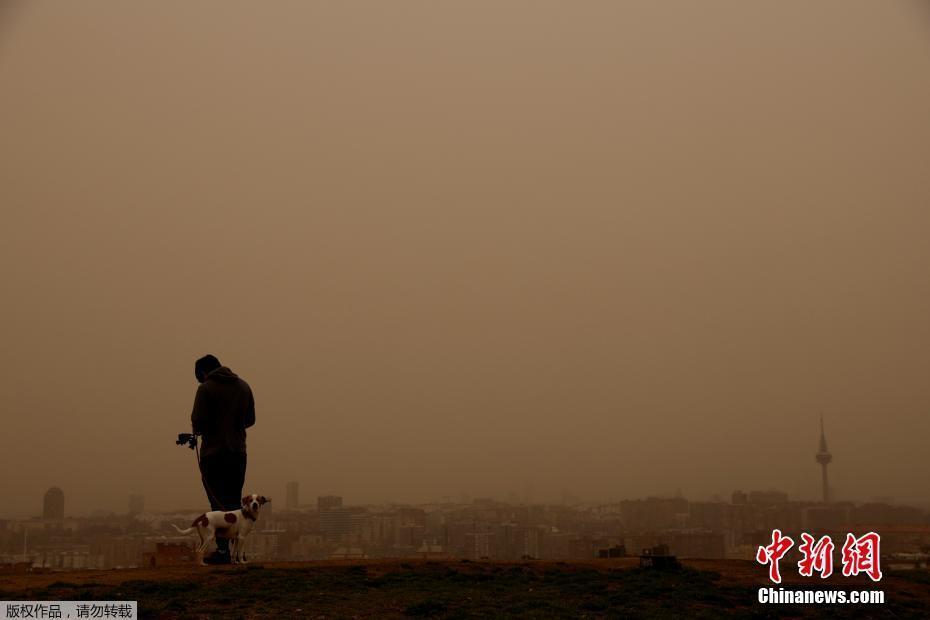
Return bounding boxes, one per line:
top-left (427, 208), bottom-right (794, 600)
top-left (259, 496), bottom-right (269, 504)
top-left (242, 496), bottom-right (251, 506)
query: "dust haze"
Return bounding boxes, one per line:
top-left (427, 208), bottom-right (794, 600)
top-left (1, 1), bottom-right (929, 518)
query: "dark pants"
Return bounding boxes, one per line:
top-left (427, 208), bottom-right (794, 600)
top-left (200, 450), bottom-right (247, 553)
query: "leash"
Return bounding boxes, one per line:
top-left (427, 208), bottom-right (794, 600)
top-left (193, 438), bottom-right (228, 511)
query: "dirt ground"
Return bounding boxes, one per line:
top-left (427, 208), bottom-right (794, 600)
top-left (0, 558), bottom-right (926, 618)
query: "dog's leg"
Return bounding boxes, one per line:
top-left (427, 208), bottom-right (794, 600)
top-left (239, 537), bottom-right (248, 564)
top-left (230, 538), bottom-right (239, 564)
top-left (194, 531), bottom-right (207, 566)
top-left (196, 532), bottom-right (215, 566)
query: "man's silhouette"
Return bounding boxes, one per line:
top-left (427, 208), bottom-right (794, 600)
top-left (191, 354), bottom-right (256, 564)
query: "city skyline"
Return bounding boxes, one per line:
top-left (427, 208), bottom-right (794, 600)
top-left (5, 482), bottom-right (928, 571)
top-left (6, 417), bottom-right (925, 575)
top-left (16, 419), bottom-right (926, 520)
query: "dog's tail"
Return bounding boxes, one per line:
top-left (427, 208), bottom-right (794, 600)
top-left (171, 524), bottom-right (196, 535)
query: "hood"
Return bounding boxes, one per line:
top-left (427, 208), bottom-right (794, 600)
top-left (206, 366), bottom-right (240, 384)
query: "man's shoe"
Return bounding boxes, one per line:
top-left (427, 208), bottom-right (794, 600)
top-left (203, 551), bottom-right (231, 565)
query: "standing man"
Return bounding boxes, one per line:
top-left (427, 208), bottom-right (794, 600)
top-left (191, 354), bottom-right (256, 564)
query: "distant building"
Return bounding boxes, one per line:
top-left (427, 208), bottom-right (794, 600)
top-left (397, 524), bottom-right (426, 549)
top-left (329, 546), bottom-right (367, 560)
top-left (804, 504), bottom-right (849, 532)
top-left (669, 531), bottom-right (728, 559)
top-left (415, 543), bottom-right (451, 560)
top-left (128, 495), bottom-right (144, 516)
top-left (319, 508), bottom-right (351, 540)
top-left (597, 544), bottom-right (627, 558)
top-left (620, 497), bottom-right (689, 531)
top-left (747, 490), bottom-right (789, 505)
top-left (286, 481), bottom-right (299, 510)
top-left (43, 487), bottom-right (64, 520)
top-left (567, 536), bottom-right (607, 559)
top-left (262, 498), bottom-right (273, 523)
top-left (318, 495), bottom-right (343, 512)
top-left (688, 502), bottom-right (726, 530)
top-left (318, 502), bottom-right (347, 540)
top-left (465, 531), bottom-right (491, 559)
top-left (250, 529), bottom-right (286, 560)
top-left (290, 533), bottom-right (327, 560)
top-left (852, 503), bottom-right (924, 526)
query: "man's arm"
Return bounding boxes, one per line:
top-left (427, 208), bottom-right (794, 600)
top-left (244, 387), bottom-right (256, 429)
top-left (191, 385), bottom-right (209, 434)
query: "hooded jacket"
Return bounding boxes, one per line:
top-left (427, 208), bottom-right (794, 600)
top-left (191, 366), bottom-right (256, 457)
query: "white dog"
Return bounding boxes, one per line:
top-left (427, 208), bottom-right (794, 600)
top-left (172, 494), bottom-right (269, 565)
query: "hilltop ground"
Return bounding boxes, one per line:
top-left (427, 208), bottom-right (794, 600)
top-left (1, 558), bottom-right (928, 619)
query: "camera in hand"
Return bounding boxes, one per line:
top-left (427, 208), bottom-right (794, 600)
top-left (176, 433), bottom-right (198, 449)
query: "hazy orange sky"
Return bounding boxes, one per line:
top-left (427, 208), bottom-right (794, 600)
top-left (1, 1), bottom-right (929, 517)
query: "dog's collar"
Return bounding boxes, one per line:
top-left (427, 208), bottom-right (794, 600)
top-left (242, 508), bottom-right (257, 522)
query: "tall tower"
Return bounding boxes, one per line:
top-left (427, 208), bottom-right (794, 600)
top-left (815, 415), bottom-right (833, 503)
top-left (43, 487), bottom-right (64, 519)
top-left (286, 481), bottom-right (299, 510)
